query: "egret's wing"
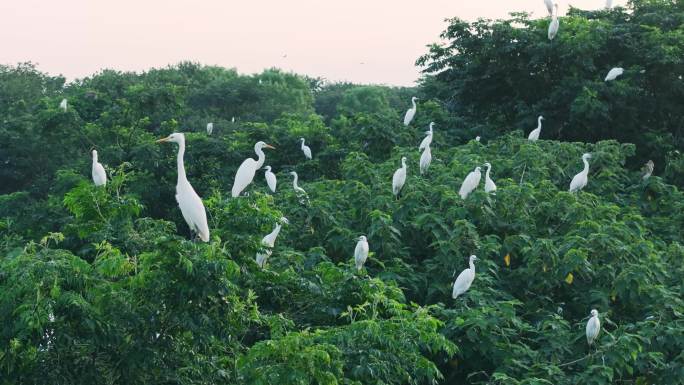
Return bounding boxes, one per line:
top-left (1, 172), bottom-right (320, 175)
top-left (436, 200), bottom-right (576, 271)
top-left (419, 136), bottom-right (430, 151)
top-left (392, 168), bottom-right (405, 194)
top-left (93, 163), bottom-right (107, 186)
top-left (569, 173), bottom-right (583, 192)
top-left (452, 269), bottom-right (474, 298)
top-left (265, 172), bottom-right (277, 192)
top-left (177, 182), bottom-right (210, 241)
top-left (232, 158), bottom-right (257, 197)
top-left (403, 109), bottom-right (415, 126)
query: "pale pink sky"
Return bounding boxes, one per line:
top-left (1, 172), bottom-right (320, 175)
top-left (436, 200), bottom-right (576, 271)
top-left (0, 0), bottom-right (624, 86)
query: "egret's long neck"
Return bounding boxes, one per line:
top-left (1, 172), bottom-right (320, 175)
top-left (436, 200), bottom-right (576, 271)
top-left (92, 154), bottom-right (98, 164)
top-left (411, 99), bottom-right (416, 109)
top-left (469, 259), bottom-right (475, 271)
top-left (537, 117), bottom-right (543, 130)
top-left (402, 159), bottom-right (407, 170)
top-left (292, 174), bottom-right (299, 188)
top-left (485, 167), bottom-right (491, 179)
top-left (177, 142), bottom-right (187, 183)
top-left (301, 139), bottom-right (305, 149)
top-left (272, 223), bottom-right (282, 239)
top-left (255, 147), bottom-right (266, 169)
top-left (582, 158), bottom-right (590, 175)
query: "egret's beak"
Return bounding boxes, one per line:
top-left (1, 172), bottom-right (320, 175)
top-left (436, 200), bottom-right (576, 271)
top-left (156, 136), bottom-right (171, 143)
top-left (264, 144), bottom-right (275, 149)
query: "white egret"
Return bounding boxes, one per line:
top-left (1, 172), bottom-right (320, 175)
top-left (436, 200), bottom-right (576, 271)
top-left (475, 136), bottom-right (481, 142)
top-left (231, 116), bottom-right (235, 123)
top-left (300, 138), bottom-right (312, 160)
top-left (419, 122), bottom-right (434, 151)
top-left (586, 309), bottom-right (601, 346)
top-left (459, 167), bottom-right (482, 199)
top-left (289, 171), bottom-right (310, 204)
top-left (420, 145), bottom-right (432, 175)
top-left (91, 150), bottom-right (107, 187)
top-left (642, 160), bottom-right (654, 180)
top-left (452, 255), bottom-right (478, 299)
top-left (544, 0), bottom-right (554, 16)
top-left (528, 116), bottom-right (544, 141)
top-left (605, 0), bottom-right (612, 9)
top-left (157, 133), bottom-right (210, 242)
top-left (569, 153), bottom-right (592, 192)
top-left (256, 217), bottom-right (289, 268)
top-left (604, 67), bottom-right (624, 81)
top-left (354, 235), bottom-right (369, 271)
top-left (264, 166), bottom-right (277, 192)
top-left (206, 122), bottom-right (214, 135)
top-left (403, 97), bottom-right (418, 126)
top-left (231, 141), bottom-right (276, 197)
top-left (484, 162), bottom-right (497, 193)
top-left (59, 98), bottom-right (67, 112)
top-left (392, 157), bottom-right (408, 197)
top-left (548, 4), bottom-right (559, 40)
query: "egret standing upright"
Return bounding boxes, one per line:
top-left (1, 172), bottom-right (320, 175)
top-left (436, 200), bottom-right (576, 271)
top-left (59, 98), bottom-right (68, 112)
top-left (452, 255), bottom-right (478, 299)
top-left (289, 171), bottom-right (310, 204)
top-left (548, 4), bottom-right (559, 40)
top-left (569, 153), bottom-right (592, 192)
top-left (420, 145), bottom-right (432, 175)
top-left (354, 235), bottom-right (369, 271)
top-left (256, 217), bottom-right (289, 268)
top-left (484, 162), bottom-right (497, 193)
top-left (392, 157), bottom-right (408, 197)
top-left (586, 309), bottom-right (601, 346)
top-left (403, 97), bottom-right (418, 126)
top-left (642, 160), bottom-right (654, 180)
top-left (300, 138), bottom-right (312, 160)
top-left (528, 116), bottom-right (544, 141)
top-left (91, 150), bottom-right (107, 187)
top-left (419, 122), bottom-right (434, 151)
top-left (459, 167), bottom-right (482, 199)
top-left (264, 166), bottom-right (277, 193)
top-left (206, 122), bottom-right (214, 135)
top-left (231, 141), bottom-right (276, 197)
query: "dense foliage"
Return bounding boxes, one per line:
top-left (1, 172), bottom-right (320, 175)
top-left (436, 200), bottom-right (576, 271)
top-left (1, 1), bottom-right (683, 384)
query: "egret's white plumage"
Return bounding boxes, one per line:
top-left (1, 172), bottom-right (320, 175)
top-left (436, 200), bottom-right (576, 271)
top-left (264, 166), bottom-right (277, 192)
top-left (605, 0), bottom-right (613, 9)
top-left (569, 153), bottom-right (592, 192)
top-left (452, 255), bottom-right (478, 299)
top-left (91, 150), bottom-right (107, 187)
top-left (59, 98), bottom-right (67, 112)
top-left (475, 136), bottom-right (481, 142)
top-left (419, 122), bottom-right (434, 151)
top-left (484, 162), bottom-right (497, 193)
top-left (231, 141), bottom-right (275, 197)
top-left (544, 0), bottom-right (554, 16)
top-left (290, 171), bottom-right (310, 204)
top-left (157, 133), bottom-right (210, 242)
top-left (256, 217), bottom-right (289, 268)
top-left (548, 4), bottom-right (559, 40)
top-left (403, 97), bottom-right (418, 126)
top-left (354, 235), bottom-right (369, 271)
top-left (300, 138), bottom-right (312, 160)
top-left (604, 67), bottom-right (624, 81)
top-left (420, 145), bottom-right (432, 175)
top-left (586, 309), bottom-right (601, 346)
top-left (206, 122), bottom-right (214, 135)
top-left (642, 160), bottom-right (654, 180)
top-left (392, 157), bottom-right (408, 197)
top-left (528, 116), bottom-right (544, 141)
top-left (459, 167), bottom-right (482, 199)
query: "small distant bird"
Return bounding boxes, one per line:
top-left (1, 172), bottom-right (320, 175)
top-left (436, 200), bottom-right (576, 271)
top-left (548, 4), bottom-right (559, 40)
top-left (419, 122), bottom-right (434, 151)
top-left (392, 157), bottom-right (408, 197)
top-left (459, 167), bottom-right (482, 199)
top-left (256, 217), bottom-right (289, 268)
top-left (232, 141), bottom-right (276, 197)
top-left (300, 138), bottom-right (312, 160)
top-left (528, 116), bottom-right (544, 141)
top-left (206, 122), bottom-right (214, 135)
top-left (544, 0), bottom-right (554, 16)
top-left (420, 145), bottom-right (432, 175)
top-left (354, 235), bottom-right (369, 270)
top-left (403, 97), bottom-right (418, 126)
top-left (605, 0), bottom-right (613, 9)
top-left (290, 171), bottom-right (310, 204)
top-left (91, 150), bottom-right (107, 187)
top-left (569, 153), bottom-right (592, 192)
top-left (484, 162), bottom-right (497, 193)
top-left (586, 309), bottom-right (601, 346)
top-left (475, 136), bottom-right (481, 142)
top-left (452, 255), bottom-right (478, 299)
top-left (59, 98), bottom-right (68, 112)
top-left (264, 165), bottom-right (277, 192)
top-left (641, 160), bottom-right (654, 180)
top-left (231, 117), bottom-right (235, 123)
top-left (605, 67), bottom-right (624, 81)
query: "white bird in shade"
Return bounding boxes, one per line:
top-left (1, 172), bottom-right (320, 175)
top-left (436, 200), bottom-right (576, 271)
top-left (354, 235), bottom-right (369, 271)
top-left (641, 160), bottom-right (654, 180)
top-left (586, 309), bottom-right (601, 346)
top-left (264, 166), bottom-right (277, 192)
top-left (569, 153), bottom-right (592, 192)
top-left (392, 157), bottom-right (408, 197)
top-left (231, 141), bottom-right (276, 197)
top-left (91, 150), bottom-right (107, 187)
top-left (256, 217), bottom-right (289, 268)
top-left (290, 171), bottom-right (310, 204)
top-left (420, 145), bottom-right (432, 175)
top-left (300, 138), bottom-right (312, 160)
top-left (459, 166), bottom-right (482, 199)
top-left (528, 116), bottom-right (544, 141)
top-left (206, 122), bottom-right (214, 135)
top-left (475, 136), bottom-right (481, 142)
top-left (419, 122), bottom-right (434, 151)
top-left (605, 67), bottom-right (624, 81)
top-left (59, 98), bottom-right (68, 112)
top-left (157, 133), bottom-right (210, 242)
top-left (484, 162), bottom-right (496, 193)
top-left (452, 255), bottom-right (478, 299)
top-left (544, 0), bottom-right (554, 16)
top-left (403, 97), bottom-right (418, 126)
top-left (548, 4), bottom-right (559, 40)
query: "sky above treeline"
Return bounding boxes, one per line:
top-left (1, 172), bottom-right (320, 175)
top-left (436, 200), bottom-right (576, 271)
top-left (1, 0), bottom-right (625, 86)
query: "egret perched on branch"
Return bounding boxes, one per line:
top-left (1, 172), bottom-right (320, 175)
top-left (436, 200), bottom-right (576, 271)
top-left (354, 235), bottom-right (369, 271)
top-left (91, 150), bottom-right (107, 187)
top-left (586, 309), bottom-right (601, 346)
top-left (59, 98), bottom-right (68, 112)
top-left (300, 138), bottom-right (312, 160)
top-left (419, 122), bottom-right (434, 151)
top-left (403, 97), bottom-right (418, 126)
top-left (256, 217), bottom-right (289, 268)
top-left (604, 67), bottom-right (624, 81)
top-left (420, 145), bottom-right (432, 175)
top-left (289, 171), bottom-right (310, 204)
top-left (452, 255), bottom-right (478, 299)
top-left (157, 133), bottom-right (210, 242)
top-left (206, 122), bottom-right (214, 135)
top-left (459, 167), bottom-right (482, 199)
top-left (475, 136), bottom-right (481, 142)
top-left (548, 4), bottom-right (559, 40)
top-left (641, 160), bottom-right (654, 180)
top-left (484, 162), bottom-right (497, 193)
top-left (392, 157), bottom-right (408, 197)
top-left (231, 141), bottom-right (275, 197)
top-left (528, 116), bottom-right (544, 141)
top-left (264, 166), bottom-right (277, 192)
top-left (544, 0), bottom-right (554, 16)
top-left (569, 153), bottom-right (592, 192)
